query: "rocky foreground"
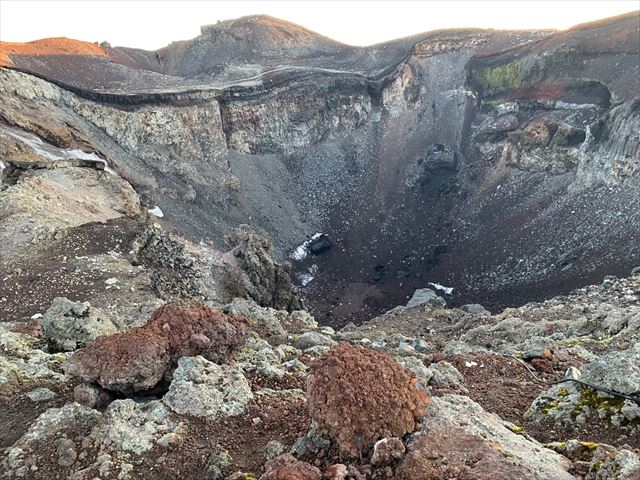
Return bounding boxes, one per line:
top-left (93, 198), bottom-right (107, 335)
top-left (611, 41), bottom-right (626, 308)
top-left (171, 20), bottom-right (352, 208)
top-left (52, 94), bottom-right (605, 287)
top-left (0, 204), bottom-right (639, 478)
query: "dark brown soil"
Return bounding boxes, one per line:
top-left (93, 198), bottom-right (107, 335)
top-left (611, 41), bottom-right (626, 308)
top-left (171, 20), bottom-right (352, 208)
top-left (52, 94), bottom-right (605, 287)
top-left (0, 217), bottom-right (142, 322)
top-left (0, 382), bottom-right (76, 448)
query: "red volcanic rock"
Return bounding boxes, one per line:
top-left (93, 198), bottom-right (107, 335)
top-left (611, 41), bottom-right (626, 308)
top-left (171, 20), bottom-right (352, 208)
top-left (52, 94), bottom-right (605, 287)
top-left (147, 302), bottom-right (250, 363)
top-left (260, 454), bottom-right (321, 480)
top-left (64, 327), bottom-right (170, 394)
top-left (64, 302), bottom-right (250, 394)
top-left (306, 343), bottom-right (430, 458)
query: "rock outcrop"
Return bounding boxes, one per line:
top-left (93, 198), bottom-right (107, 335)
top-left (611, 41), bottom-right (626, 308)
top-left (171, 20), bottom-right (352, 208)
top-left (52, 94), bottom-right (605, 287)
top-left (225, 225), bottom-right (303, 311)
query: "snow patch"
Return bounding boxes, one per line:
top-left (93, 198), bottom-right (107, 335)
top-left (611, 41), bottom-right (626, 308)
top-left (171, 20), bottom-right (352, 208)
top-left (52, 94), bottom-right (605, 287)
top-left (2, 126), bottom-right (117, 175)
top-left (429, 282), bottom-right (454, 295)
top-left (296, 264), bottom-right (318, 286)
top-left (290, 233), bottom-right (323, 261)
top-left (148, 206), bottom-right (164, 218)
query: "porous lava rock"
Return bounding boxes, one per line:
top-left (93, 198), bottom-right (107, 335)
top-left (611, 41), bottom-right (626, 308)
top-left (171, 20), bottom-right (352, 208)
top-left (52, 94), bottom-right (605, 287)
top-left (64, 327), bottom-right (171, 394)
top-left (64, 302), bottom-right (249, 394)
top-left (146, 302), bottom-right (250, 363)
top-left (306, 343), bottom-right (430, 458)
top-left (260, 454), bottom-right (321, 480)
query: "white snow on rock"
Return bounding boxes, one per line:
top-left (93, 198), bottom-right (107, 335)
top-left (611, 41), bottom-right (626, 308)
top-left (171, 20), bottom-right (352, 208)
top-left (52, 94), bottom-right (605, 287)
top-left (429, 282), bottom-right (454, 295)
top-left (148, 206), bottom-right (164, 218)
top-left (3, 125), bottom-right (117, 175)
top-left (290, 233), bottom-right (323, 261)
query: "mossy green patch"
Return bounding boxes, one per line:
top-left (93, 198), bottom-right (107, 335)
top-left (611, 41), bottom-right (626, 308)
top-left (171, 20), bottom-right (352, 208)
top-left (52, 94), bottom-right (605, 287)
top-left (470, 60), bottom-right (524, 93)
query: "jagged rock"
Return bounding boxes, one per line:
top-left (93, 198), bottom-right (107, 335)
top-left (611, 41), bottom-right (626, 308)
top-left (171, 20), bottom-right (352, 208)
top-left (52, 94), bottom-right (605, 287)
top-left (64, 302), bottom-right (249, 393)
top-left (395, 395), bottom-right (574, 479)
top-left (461, 304), bottom-right (491, 316)
top-left (429, 360), bottom-right (467, 393)
top-left (236, 336), bottom-right (287, 378)
top-left (324, 464), bottom-right (348, 480)
top-left (226, 225), bottom-right (303, 311)
top-left (0, 324), bottom-right (68, 395)
top-left (146, 302), bottom-right (250, 364)
top-left (64, 327), bottom-right (171, 394)
top-left (163, 356), bottom-right (253, 417)
top-left (406, 289), bottom-right (446, 309)
top-left (89, 399), bottom-right (183, 455)
top-left (306, 343), bottom-right (430, 457)
top-left (295, 332), bottom-right (337, 350)
top-left (525, 344), bottom-right (640, 431)
top-left (581, 343), bottom-right (640, 395)
top-left (41, 297), bottom-right (118, 351)
top-left (396, 356), bottom-right (433, 383)
top-left (260, 454), bottom-right (321, 480)
top-left (290, 421), bottom-right (332, 458)
top-left (370, 437), bottom-right (405, 466)
top-left (587, 446), bottom-right (640, 480)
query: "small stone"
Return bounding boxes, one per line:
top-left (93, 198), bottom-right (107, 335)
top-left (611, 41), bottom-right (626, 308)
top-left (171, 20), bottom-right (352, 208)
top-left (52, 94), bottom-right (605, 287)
top-left (31, 313), bottom-right (43, 320)
top-left (264, 440), bottom-right (285, 460)
top-left (371, 437), bottom-right (406, 466)
top-left (157, 432), bottom-right (180, 448)
top-left (26, 387), bottom-right (57, 402)
top-left (74, 383), bottom-right (112, 409)
top-left (205, 448), bottom-right (232, 480)
top-left (104, 278), bottom-right (118, 286)
top-left (412, 338), bottom-right (429, 353)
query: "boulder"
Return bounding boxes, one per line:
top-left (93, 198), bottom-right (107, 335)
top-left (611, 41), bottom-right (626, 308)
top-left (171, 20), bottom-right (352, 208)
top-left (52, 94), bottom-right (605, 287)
top-left (64, 302), bottom-right (249, 394)
top-left (295, 332), bottom-right (337, 350)
top-left (163, 356), bottom-right (253, 417)
top-left (64, 327), bottom-right (171, 394)
top-left (395, 395), bottom-right (574, 479)
top-left (41, 297), bottom-right (118, 351)
top-left (306, 343), bottom-right (430, 458)
top-left (406, 289), bottom-right (446, 309)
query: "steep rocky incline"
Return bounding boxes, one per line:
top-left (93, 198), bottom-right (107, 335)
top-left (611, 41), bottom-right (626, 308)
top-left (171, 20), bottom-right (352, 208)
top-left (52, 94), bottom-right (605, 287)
top-left (0, 12), bottom-right (638, 325)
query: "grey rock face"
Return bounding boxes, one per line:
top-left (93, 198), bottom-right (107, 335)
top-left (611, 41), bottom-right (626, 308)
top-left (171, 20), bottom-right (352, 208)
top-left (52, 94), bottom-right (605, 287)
top-left (581, 343), bottom-right (640, 395)
top-left (397, 395), bottom-right (574, 479)
top-left (406, 288), bottom-right (446, 309)
top-left (89, 399), bottom-right (183, 455)
top-left (295, 332), bottom-right (337, 350)
top-left (41, 297), bottom-right (118, 352)
top-left (163, 356), bottom-right (253, 417)
top-left (224, 298), bottom-right (286, 337)
top-left (226, 225), bottom-right (303, 311)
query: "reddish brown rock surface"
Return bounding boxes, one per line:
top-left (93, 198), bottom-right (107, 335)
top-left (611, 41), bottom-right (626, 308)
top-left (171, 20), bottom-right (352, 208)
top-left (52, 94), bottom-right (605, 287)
top-left (260, 454), bottom-right (322, 480)
top-left (0, 38), bottom-right (107, 67)
top-left (147, 302), bottom-right (250, 363)
top-left (306, 343), bottom-right (430, 458)
top-left (64, 302), bottom-right (249, 394)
